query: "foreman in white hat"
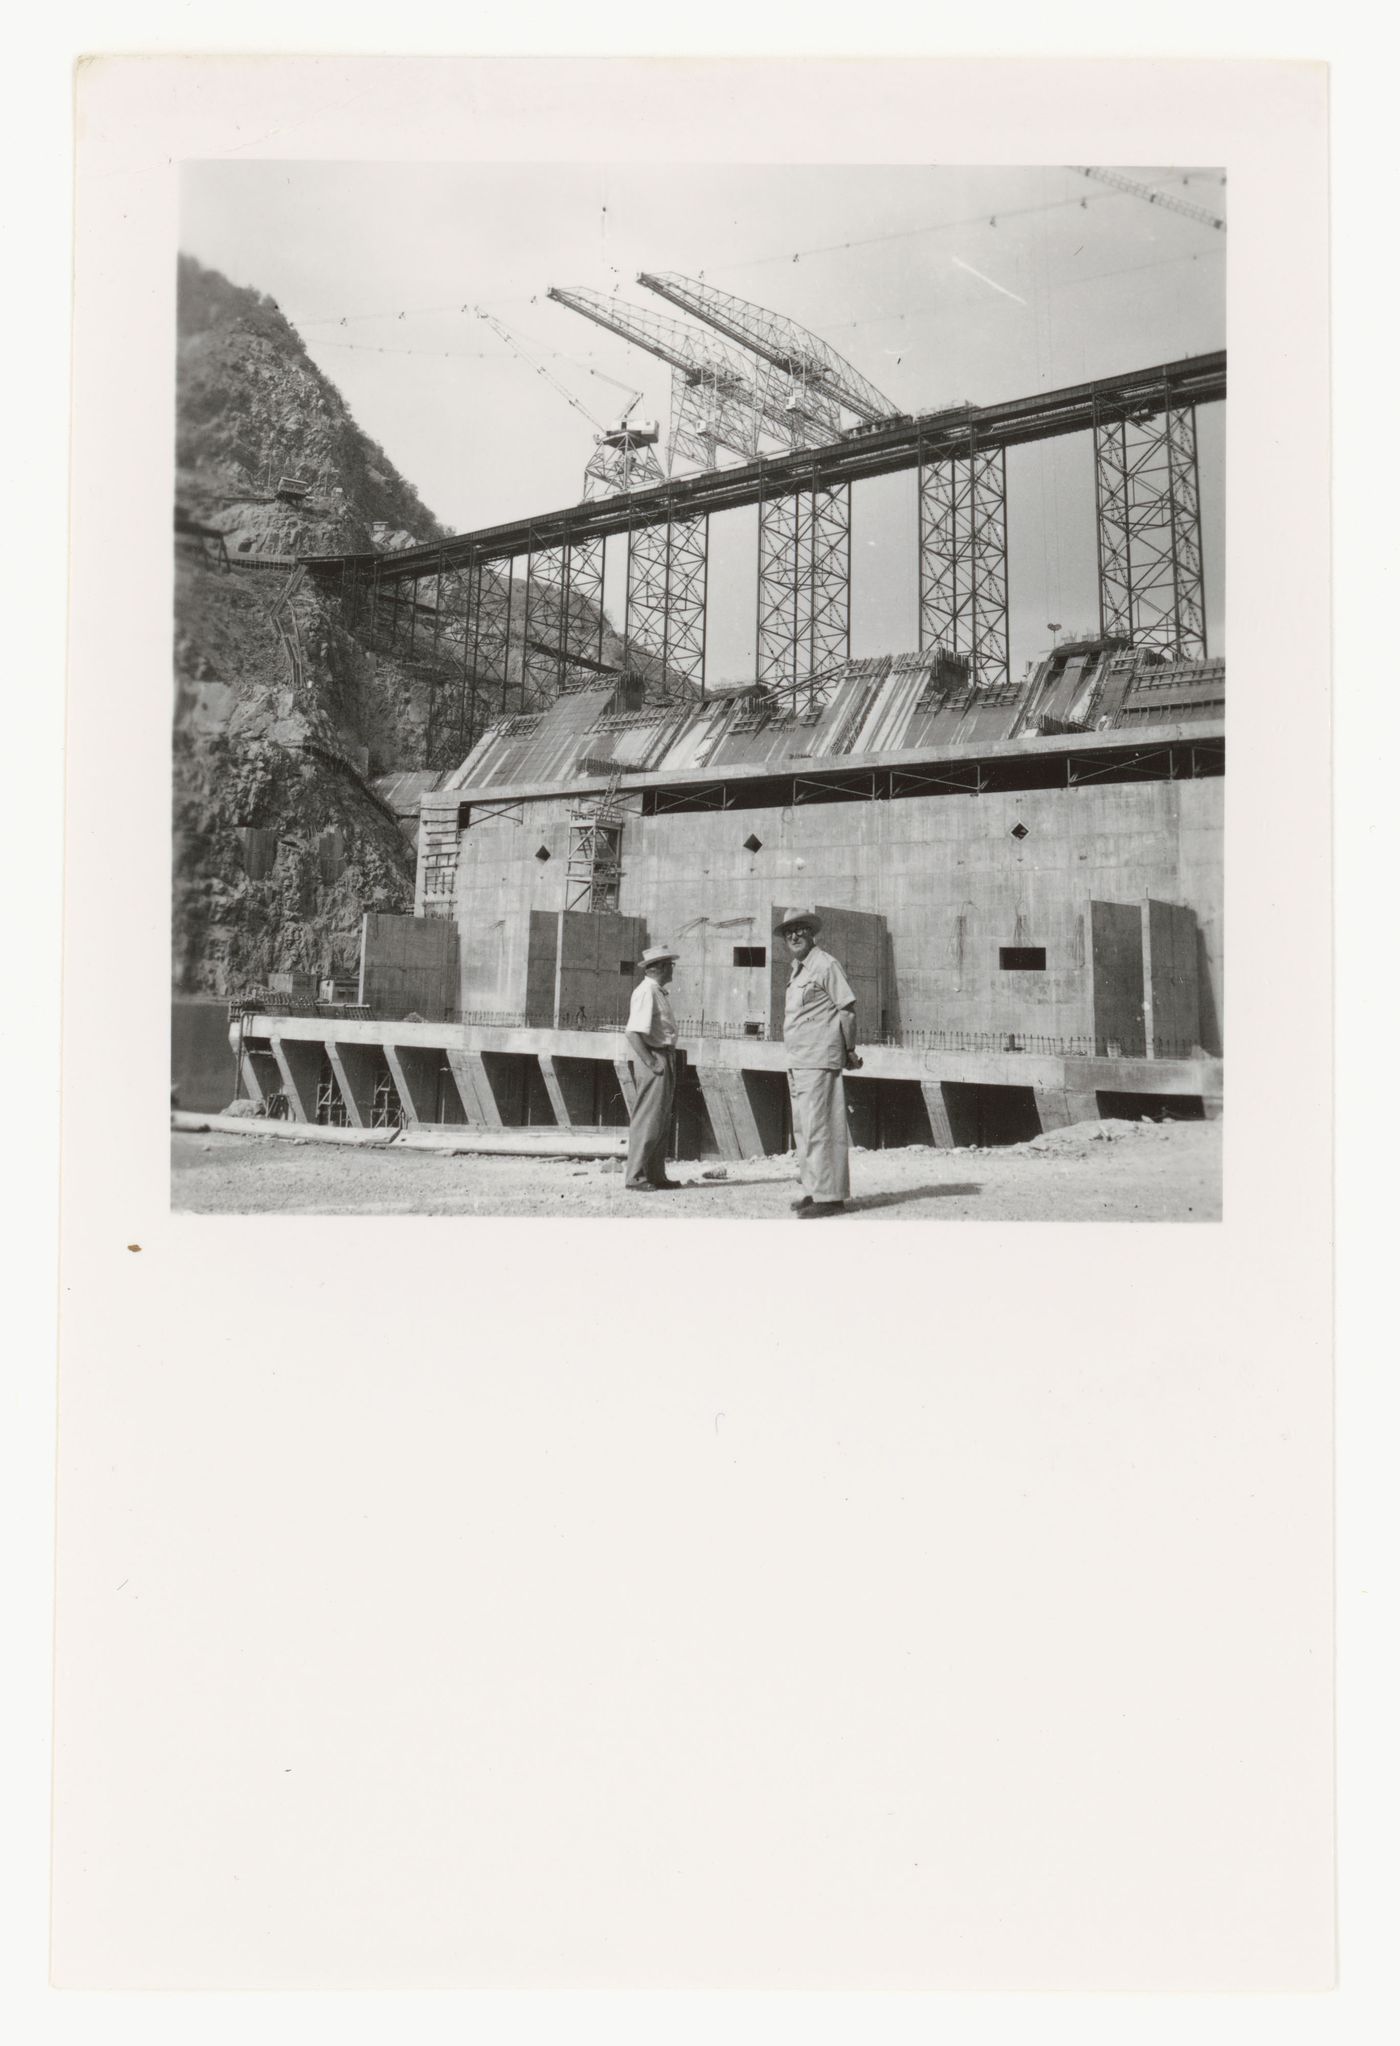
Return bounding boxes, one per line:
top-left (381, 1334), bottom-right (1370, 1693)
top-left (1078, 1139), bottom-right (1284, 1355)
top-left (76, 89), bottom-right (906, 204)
top-left (624, 942), bottom-right (682, 1191)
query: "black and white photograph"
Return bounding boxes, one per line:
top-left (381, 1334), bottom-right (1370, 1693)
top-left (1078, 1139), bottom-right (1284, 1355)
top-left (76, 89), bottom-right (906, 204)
top-left (49, 49), bottom-right (1340, 2009)
top-left (171, 158), bottom-right (1226, 1219)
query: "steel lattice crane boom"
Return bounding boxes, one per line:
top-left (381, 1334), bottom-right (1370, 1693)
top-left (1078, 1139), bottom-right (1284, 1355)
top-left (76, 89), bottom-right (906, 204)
top-left (1074, 167), bottom-right (1226, 231)
top-left (473, 307), bottom-right (665, 500)
top-left (636, 271), bottom-right (899, 428)
top-left (546, 284), bottom-right (840, 471)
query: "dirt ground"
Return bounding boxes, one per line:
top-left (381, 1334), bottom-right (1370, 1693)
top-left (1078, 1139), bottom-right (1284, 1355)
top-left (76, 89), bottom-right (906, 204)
top-left (171, 1115), bottom-right (1221, 1221)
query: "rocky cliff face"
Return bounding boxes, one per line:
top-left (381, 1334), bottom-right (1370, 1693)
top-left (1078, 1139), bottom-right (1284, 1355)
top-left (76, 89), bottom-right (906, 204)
top-left (176, 255), bottom-right (446, 559)
top-left (173, 256), bottom-right (657, 998)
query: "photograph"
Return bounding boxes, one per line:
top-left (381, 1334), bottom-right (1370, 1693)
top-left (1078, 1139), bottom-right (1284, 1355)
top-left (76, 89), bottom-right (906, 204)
top-left (51, 53), bottom-right (1338, 2003)
top-left (170, 160), bottom-right (1227, 1219)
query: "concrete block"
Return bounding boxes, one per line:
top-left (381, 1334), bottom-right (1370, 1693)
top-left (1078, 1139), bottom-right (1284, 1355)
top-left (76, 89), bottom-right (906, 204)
top-left (537, 1054), bottom-right (573, 1128)
top-left (237, 1045), bottom-right (274, 1109)
top-left (445, 1049), bottom-right (503, 1127)
top-left (385, 1044), bottom-right (437, 1124)
top-left (1032, 1086), bottom-right (1074, 1132)
top-left (919, 1081), bottom-right (956, 1148)
top-left (697, 1068), bottom-right (764, 1160)
top-left (326, 1041), bottom-right (379, 1128)
top-left (271, 1035), bottom-right (322, 1123)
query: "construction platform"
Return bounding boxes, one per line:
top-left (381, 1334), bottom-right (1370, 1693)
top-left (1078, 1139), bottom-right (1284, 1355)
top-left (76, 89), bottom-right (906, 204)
top-left (231, 1010), bottom-right (1222, 1161)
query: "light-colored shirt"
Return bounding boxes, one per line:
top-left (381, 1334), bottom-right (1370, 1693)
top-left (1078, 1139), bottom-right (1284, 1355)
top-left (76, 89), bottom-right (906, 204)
top-left (783, 945), bottom-right (856, 1070)
top-left (626, 973), bottom-right (678, 1048)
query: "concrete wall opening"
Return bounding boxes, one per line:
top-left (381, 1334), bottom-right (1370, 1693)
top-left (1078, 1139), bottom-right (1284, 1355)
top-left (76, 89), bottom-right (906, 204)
top-left (238, 1039), bottom-right (283, 1111)
top-left (553, 1055), bottom-right (630, 1129)
top-left (368, 1053), bottom-right (405, 1128)
top-left (315, 1053), bottom-right (350, 1127)
top-left (845, 1076), bottom-right (936, 1149)
top-left (999, 946), bottom-right (1046, 971)
top-left (940, 1081), bottom-right (1042, 1147)
top-left (671, 1066), bottom-right (722, 1160)
top-left (479, 1050), bottom-right (558, 1127)
top-left (385, 1048), bottom-right (474, 1125)
top-left (1096, 1090), bottom-right (1206, 1123)
top-left (741, 1069), bottom-right (793, 1156)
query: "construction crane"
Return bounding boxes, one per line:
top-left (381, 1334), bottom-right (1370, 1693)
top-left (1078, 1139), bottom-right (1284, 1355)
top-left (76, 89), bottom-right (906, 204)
top-left (546, 284), bottom-right (840, 472)
top-left (473, 308), bottom-right (665, 499)
top-left (1074, 167), bottom-right (1226, 231)
top-left (637, 271), bottom-right (900, 429)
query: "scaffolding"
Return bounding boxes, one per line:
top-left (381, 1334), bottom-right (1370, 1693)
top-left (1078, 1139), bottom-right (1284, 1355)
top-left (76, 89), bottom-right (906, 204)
top-left (625, 512), bottom-right (708, 701)
top-left (917, 444), bottom-right (1010, 688)
top-left (565, 768), bottom-right (625, 912)
top-left (1094, 396), bottom-right (1207, 658)
top-left (521, 537), bottom-right (606, 706)
top-left (756, 480), bottom-right (851, 709)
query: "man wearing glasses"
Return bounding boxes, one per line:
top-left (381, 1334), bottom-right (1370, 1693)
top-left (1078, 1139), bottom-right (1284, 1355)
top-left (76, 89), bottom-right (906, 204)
top-left (776, 909), bottom-right (861, 1219)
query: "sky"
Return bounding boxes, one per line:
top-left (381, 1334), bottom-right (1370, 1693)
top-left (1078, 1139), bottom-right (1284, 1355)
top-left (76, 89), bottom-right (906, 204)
top-left (180, 162), bottom-right (1226, 683)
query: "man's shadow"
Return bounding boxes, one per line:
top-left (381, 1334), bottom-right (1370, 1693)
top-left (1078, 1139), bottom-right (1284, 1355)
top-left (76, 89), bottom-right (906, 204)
top-left (845, 1182), bottom-right (983, 1214)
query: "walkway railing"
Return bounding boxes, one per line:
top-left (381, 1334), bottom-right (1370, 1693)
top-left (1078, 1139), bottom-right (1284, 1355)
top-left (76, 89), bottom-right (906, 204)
top-left (229, 995), bottom-right (1209, 1062)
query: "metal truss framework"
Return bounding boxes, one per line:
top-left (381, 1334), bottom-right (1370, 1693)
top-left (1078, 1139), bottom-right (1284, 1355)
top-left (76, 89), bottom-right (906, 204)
top-left (917, 444), bottom-right (1010, 688)
top-left (313, 354), bottom-right (1225, 762)
top-left (314, 354), bottom-right (1224, 589)
top-left (637, 735), bottom-right (1224, 816)
top-left (548, 284), bottom-right (837, 473)
top-left (522, 539), bottom-right (606, 704)
top-left (1094, 398), bottom-right (1207, 657)
top-left (565, 771), bottom-right (625, 912)
top-left (638, 272), bottom-right (898, 429)
top-left (583, 435), bottom-right (667, 502)
top-left (756, 482), bottom-right (851, 708)
top-left (625, 513), bottom-right (708, 700)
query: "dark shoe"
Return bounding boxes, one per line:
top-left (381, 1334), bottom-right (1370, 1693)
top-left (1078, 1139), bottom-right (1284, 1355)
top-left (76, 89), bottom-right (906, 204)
top-left (797, 1200), bottom-right (846, 1219)
top-left (790, 1195), bottom-right (813, 1212)
top-left (648, 1178), bottom-right (681, 1191)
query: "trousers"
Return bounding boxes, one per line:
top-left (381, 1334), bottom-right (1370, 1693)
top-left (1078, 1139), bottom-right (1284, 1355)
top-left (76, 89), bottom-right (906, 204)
top-left (789, 1066), bottom-right (850, 1203)
top-left (625, 1048), bottom-right (678, 1187)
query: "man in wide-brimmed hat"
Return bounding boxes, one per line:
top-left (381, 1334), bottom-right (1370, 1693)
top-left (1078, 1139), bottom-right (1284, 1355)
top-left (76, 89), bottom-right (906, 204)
top-left (623, 943), bottom-right (682, 1192)
top-left (776, 908), bottom-right (860, 1218)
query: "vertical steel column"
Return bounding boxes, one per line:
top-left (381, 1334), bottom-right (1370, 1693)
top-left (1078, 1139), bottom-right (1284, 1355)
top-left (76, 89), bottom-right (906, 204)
top-left (451, 565), bottom-right (475, 760)
top-left (757, 480), bottom-right (850, 708)
top-left (469, 556), bottom-right (515, 724)
top-left (562, 536), bottom-right (606, 680)
top-left (425, 556), bottom-right (476, 771)
top-left (1093, 393), bottom-right (1206, 657)
top-left (625, 511), bottom-right (708, 700)
top-left (917, 441), bottom-right (1009, 687)
top-left (523, 538), bottom-right (607, 703)
top-left (801, 483), bottom-right (851, 703)
top-left (756, 490), bottom-right (801, 697)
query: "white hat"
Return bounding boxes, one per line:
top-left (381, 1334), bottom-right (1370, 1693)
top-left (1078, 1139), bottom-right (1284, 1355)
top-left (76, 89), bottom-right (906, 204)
top-left (775, 907), bottom-right (822, 936)
top-left (640, 944), bottom-right (679, 967)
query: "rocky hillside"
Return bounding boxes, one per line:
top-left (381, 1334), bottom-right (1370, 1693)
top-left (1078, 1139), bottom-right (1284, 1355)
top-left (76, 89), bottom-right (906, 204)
top-left (176, 254), bottom-right (446, 558)
top-left (173, 256), bottom-right (654, 998)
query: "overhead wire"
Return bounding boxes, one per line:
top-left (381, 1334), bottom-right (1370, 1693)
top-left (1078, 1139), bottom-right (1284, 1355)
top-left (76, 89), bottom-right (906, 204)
top-left (283, 174), bottom-right (1225, 335)
top-left (818, 244), bottom-right (1225, 340)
